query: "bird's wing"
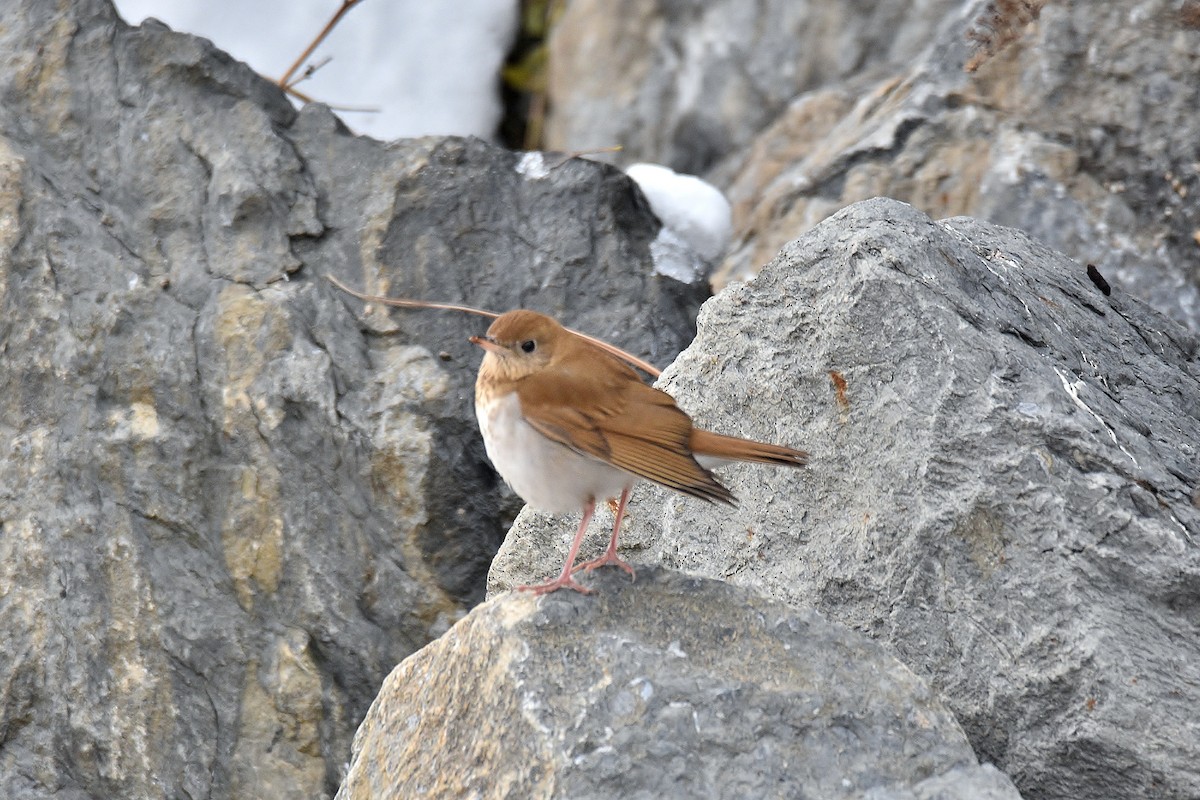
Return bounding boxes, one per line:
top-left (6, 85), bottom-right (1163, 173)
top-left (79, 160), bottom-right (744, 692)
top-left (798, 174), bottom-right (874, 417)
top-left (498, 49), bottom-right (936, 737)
top-left (515, 356), bottom-right (735, 504)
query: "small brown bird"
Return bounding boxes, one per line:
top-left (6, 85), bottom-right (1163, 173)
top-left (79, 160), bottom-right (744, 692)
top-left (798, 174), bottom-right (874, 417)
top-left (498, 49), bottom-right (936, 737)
top-left (471, 309), bottom-right (807, 595)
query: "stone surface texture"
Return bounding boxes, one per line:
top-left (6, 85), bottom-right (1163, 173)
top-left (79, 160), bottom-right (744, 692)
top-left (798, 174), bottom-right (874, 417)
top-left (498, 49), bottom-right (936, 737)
top-left (0, 2), bottom-right (700, 798)
top-left (546, 0), bottom-right (965, 175)
top-left (4, 0), bottom-right (1200, 798)
top-left (494, 198), bottom-right (1200, 800)
top-left (338, 568), bottom-right (1023, 800)
top-left (548, 0), bottom-right (1200, 332)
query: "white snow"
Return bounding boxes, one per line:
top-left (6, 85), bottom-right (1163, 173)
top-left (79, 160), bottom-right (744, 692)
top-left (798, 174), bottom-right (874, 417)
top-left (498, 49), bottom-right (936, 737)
top-left (515, 151), bottom-right (551, 179)
top-left (647, 228), bottom-right (706, 284)
top-left (625, 162), bottom-right (732, 270)
top-left (113, 0), bottom-right (519, 141)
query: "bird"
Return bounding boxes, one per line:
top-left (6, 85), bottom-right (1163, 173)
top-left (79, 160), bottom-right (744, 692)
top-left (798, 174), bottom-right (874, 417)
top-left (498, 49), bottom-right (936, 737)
top-left (471, 309), bottom-right (808, 595)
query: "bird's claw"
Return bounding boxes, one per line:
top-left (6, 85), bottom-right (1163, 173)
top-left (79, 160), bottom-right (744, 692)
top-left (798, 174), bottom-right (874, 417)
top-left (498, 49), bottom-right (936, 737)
top-left (516, 575), bottom-right (594, 595)
top-left (571, 552), bottom-right (636, 580)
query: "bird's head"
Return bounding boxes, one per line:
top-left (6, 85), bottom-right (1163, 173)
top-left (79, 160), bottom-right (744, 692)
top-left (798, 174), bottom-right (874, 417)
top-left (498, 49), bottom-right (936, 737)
top-left (470, 309), bottom-right (566, 382)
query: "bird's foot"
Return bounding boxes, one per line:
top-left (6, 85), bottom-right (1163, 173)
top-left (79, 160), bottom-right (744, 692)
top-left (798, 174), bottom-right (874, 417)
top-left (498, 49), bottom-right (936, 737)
top-left (572, 551), bottom-right (636, 580)
top-left (516, 574), bottom-right (594, 596)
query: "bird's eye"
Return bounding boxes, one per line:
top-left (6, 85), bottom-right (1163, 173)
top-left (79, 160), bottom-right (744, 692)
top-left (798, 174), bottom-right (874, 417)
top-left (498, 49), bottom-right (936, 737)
top-left (520, 340), bottom-right (536, 353)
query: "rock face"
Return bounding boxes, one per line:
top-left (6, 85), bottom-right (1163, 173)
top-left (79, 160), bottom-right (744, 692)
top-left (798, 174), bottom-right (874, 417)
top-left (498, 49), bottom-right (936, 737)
top-left (546, 0), bottom-right (965, 175)
top-left (494, 198), bottom-right (1200, 800)
top-left (338, 567), bottom-right (1022, 800)
top-left (0, 2), bottom-right (701, 799)
top-left (548, 0), bottom-right (1200, 332)
top-left (5, 0), bottom-right (1198, 798)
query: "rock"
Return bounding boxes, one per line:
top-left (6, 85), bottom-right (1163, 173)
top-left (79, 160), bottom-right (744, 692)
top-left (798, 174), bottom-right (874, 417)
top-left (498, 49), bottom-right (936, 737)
top-left (0, 2), bottom-right (702, 798)
top-left (545, 0), bottom-right (965, 174)
top-left (337, 568), bottom-right (1022, 800)
top-left (547, 0), bottom-right (1200, 332)
top-left (6, 0), bottom-right (1197, 797)
top-left (493, 198), bottom-right (1200, 799)
top-left (711, 0), bottom-right (1200, 331)
top-left (288, 127), bottom-right (708, 598)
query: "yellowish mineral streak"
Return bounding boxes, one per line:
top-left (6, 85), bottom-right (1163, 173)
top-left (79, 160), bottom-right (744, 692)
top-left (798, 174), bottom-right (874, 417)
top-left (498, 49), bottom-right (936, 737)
top-left (213, 285), bottom-right (289, 610)
top-left (0, 136), bottom-right (24, 306)
top-left (220, 462), bottom-right (285, 609)
top-left (231, 631), bottom-right (327, 798)
top-left (340, 599), bottom-right (556, 799)
top-left (10, 14), bottom-right (75, 136)
top-left (100, 512), bottom-right (177, 796)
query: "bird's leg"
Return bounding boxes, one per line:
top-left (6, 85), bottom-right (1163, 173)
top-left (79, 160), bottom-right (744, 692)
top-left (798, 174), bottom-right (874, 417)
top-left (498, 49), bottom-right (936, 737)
top-left (572, 486), bottom-right (635, 580)
top-left (516, 498), bottom-right (597, 595)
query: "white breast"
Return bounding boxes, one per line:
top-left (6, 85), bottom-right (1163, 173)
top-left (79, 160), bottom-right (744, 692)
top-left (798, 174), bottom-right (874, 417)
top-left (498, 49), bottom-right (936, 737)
top-left (475, 392), bottom-right (633, 513)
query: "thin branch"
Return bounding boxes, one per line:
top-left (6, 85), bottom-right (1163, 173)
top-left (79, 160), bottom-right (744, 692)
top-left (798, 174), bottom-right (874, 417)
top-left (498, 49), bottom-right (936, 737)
top-left (328, 274), bottom-right (501, 319)
top-left (279, 84), bottom-right (380, 114)
top-left (326, 275), bottom-right (663, 378)
top-left (548, 145), bottom-right (624, 169)
top-left (278, 0), bottom-right (365, 90)
top-left (292, 55), bottom-right (333, 87)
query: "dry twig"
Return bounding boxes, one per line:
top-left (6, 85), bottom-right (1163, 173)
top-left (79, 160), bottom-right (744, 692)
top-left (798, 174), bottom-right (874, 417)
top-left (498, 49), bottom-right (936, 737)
top-left (278, 0), bottom-right (365, 90)
top-left (326, 275), bottom-right (663, 378)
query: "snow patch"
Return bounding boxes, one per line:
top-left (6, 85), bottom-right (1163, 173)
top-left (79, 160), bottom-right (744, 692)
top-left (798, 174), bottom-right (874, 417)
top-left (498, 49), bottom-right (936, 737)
top-left (515, 151), bottom-right (551, 180)
top-left (625, 162), bottom-right (732, 272)
top-left (648, 228), bottom-right (706, 284)
top-left (113, 0), bottom-right (519, 141)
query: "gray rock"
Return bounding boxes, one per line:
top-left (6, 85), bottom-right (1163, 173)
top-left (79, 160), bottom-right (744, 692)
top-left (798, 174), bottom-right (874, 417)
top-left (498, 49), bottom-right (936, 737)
top-left (0, 2), bottom-right (701, 798)
top-left (288, 125), bottom-right (708, 599)
top-left (5, 0), bottom-right (1196, 797)
top-left (545, 0), bottom-right (965, 174)
top-left (547, 0), bottom-right (1200, 331)
top-left (338, 568), bottom-right (1022, 800)
top-left (493, 198), bottom-right (1200, 800)
top-left (714, 0), bottom-right (1200, 331)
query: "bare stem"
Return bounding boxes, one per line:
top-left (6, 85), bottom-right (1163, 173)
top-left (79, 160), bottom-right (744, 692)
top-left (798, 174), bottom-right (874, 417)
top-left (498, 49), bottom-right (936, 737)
top-left (326, 275), bottom-right (662, 377)
top-left (278, 0), bottom-right (365, 90)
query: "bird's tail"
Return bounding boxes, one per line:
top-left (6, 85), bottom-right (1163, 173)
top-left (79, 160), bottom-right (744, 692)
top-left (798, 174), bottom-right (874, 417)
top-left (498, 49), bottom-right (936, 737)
top-left (690, 429), bottom-right (808, 467)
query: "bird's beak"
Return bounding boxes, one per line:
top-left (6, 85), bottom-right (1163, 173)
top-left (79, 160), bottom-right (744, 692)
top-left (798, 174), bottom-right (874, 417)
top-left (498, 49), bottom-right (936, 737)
top-left (469, 335), bottom-right (504, 355)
